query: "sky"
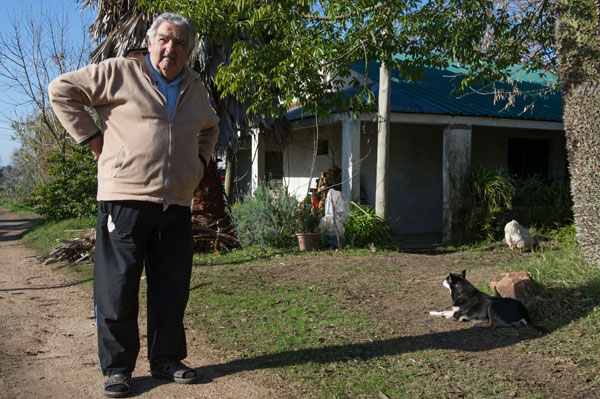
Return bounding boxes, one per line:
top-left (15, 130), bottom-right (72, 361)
top-left (0, 0), bottom-right (94, 166)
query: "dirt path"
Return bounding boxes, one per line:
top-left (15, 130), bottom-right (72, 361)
top-left (0, 208), bottom-right (285, 399)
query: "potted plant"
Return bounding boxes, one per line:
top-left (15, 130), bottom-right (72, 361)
top-left (295, 196), bottom-right (322, 251)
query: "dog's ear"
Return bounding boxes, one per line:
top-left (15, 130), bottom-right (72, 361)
top-left (461, 270), bottom-right (466, 278)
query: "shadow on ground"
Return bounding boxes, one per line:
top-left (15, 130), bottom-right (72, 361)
top-left (203, 278), bottom-right (599, 380)
top-left (207, 325), bottom-right (542, 378)
top-left (0, 278), bottom-right (93, 292)
top-left (0, 216), bottom-right (42, 242)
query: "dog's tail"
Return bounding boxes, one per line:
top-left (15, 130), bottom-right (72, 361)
top-left (519, 305), bottom-right (547, 333)
top-left (527, 324), bottom-right (548, 334)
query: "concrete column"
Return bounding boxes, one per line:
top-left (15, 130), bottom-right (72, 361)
top-left (442, 124), bottom-right (472, 243)
top-left (251, 127), bottom-right (264, 193)
top-left (341, 116), bottom-right (361, 202)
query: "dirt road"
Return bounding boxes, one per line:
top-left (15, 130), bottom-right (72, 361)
top-left (0, 208), bottom-right (284, 398)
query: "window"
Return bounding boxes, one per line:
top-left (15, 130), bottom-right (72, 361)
top-left (507, 138), bottom-right (550, 180)
top-left (265, 151), bottom-right (284, 184)
top-left (317, 139), bottom-right (329, 156)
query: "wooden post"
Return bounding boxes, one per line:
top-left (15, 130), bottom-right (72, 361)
top-left (375, 62), bottom-right (391, 219)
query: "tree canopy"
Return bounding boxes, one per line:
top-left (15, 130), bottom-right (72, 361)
top-left (141, 0), bottom-right (555, 119)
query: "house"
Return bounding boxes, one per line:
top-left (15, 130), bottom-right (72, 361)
top-left (234, 60), bottom-right (565, 243)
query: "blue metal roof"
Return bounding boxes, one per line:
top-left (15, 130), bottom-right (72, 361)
top-left (288, 60), bottom-right (562, 122)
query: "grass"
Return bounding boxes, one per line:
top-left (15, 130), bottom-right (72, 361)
top-left (23, 216), bottom-right (96, 253)
top-left (0, 199), bottom-right (37, 216)
top-left (21, 219), bottom-right (600, 398)
top-left (502, 226), bottom-right (600, 374)
top-left (188, 275), bottom-right (374, 356)
top-left (188, 226), bottom-right (599, 398)
top-left (194, 245), bottom-right (392, 267)
top-left (22, 215), bottom-right (96, 283)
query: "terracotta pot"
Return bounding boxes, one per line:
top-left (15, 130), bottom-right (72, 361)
top-left (296, 233), bottom-right (321, 251)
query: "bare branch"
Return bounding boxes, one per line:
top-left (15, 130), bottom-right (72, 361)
top-left (0, 2), bottom-right (92, 164)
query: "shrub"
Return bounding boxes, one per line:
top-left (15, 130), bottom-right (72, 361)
top-left (467, 165), bottom-right (516, 240)
top-left (28, 146), bottom-right (97, 220)
top-left (295, 196), bottom-right (322, 233)
top-left (468, 165), bottom-right (574, 241)
top-left (344, 202), bottom-right (395, 249)
top-left (511, 176), bottom-right (573, 228)
top-left (231, 183), bottom-right (299, 248)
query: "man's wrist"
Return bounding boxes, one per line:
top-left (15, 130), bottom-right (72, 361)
top-left (80, 130), bottom-right (102, 146)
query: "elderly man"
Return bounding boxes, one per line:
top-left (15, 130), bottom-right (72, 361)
top-left (49, 13), bottom-right (219, 398)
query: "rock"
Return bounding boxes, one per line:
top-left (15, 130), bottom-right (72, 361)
top-left (490, 271), bottom-right (533, 300)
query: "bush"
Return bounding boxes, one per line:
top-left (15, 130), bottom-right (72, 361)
top-left (28, 146), bottom-right (97, 220)
top-left (467, 166), bottom-right (516, 240)
top-left (344, 202), bottom-right (395, 249)
top-left (296, 196), bottom-right (322, 233)
top-left (511, 176), bottom-right (573, 228)
top-left (231, 183), bottom-right (299, 248)
top-left (468, 165), bottom-right (574, 241)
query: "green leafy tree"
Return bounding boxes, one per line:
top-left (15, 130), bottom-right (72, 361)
top-left (142, 0), bottom-right (555, 221)
top-left (144, 0), bottom-right (554, 118)
top-left (6, 112), bottom-right (61, 201)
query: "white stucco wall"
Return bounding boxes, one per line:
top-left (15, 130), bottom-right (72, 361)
top-left (282, 124), bottom-right (342, 200)
top-left (250, 117), bottom-right (566, 237)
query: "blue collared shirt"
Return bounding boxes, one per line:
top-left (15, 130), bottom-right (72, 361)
top-left (145, 54), bottom-right (186, 119)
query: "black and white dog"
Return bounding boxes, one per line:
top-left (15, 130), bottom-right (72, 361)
top-left (429, 270), bottom-right (545, 331)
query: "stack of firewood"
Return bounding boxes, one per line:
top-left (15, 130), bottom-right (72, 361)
top-left (39, 214), bottom-right (241, 266)
top-left (40, 197), bottom-right (240, 267)
top-left (191, 217), bottom-right (240, 254)
top-left (38, 230), bottom-right (96, 266)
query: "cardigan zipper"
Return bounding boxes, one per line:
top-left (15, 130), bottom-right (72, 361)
top-left (161, 77), bottom-right (195, 209)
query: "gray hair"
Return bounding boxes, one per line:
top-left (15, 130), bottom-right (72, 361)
top-left (146, 12), bottom-right (197, 55)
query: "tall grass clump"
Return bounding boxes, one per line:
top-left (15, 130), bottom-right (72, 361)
top-left (344, 202), bottom-right (395, 249)
top-left (523, 225), bottom-right (599, 295)
top-left (23, 216), bottom-right (96, 254)
top-left (468, 165), bottom-right (516, 240)
top-left (231, 183), bottom-right (299, 248)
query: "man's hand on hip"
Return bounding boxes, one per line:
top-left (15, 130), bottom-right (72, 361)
top-left (89, 135), bottom-right (104, 161)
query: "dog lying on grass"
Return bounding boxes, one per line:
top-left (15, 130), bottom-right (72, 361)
top-left (429, 270), bottom-right (546, 332)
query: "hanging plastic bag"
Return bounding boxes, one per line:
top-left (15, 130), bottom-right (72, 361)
top-left (319, 189), bottom-right (349, 247)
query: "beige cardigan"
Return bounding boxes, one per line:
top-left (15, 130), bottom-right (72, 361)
top-left (49, 50), bottom-right (220, 207)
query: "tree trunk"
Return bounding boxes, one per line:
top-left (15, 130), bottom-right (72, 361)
top-left (555, 0), bottom-right (600, 268)
top-left (191, 159), bottom-right (236, 252)
top-left (192, 159), bottom-right (226, 224)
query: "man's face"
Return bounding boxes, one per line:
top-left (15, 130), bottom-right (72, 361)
top-left (147, 21), bottom-right (189, 82)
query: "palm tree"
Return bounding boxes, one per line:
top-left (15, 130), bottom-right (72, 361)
top-left (555, 0), bottom-right (600, 268)
top-left (79, 0), bottom-right (289, 251)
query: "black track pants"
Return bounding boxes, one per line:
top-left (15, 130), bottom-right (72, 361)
top-left (94, 201), bottom-right (193, 376)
